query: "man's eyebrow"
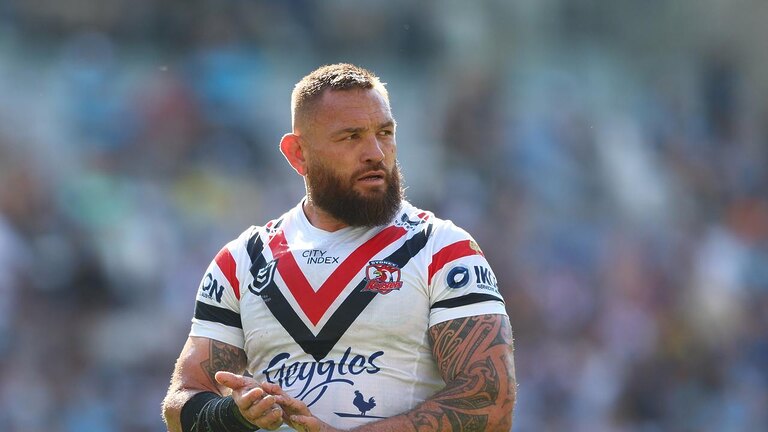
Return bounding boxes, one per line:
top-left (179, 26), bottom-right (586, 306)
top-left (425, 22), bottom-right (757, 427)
top-left (330, 120), bottom-right (396, 137)
top-left (331, 126), bottom-right (366, 137)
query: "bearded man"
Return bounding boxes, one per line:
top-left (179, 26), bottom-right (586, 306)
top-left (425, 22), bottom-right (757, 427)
top-left (162, 63), bottom-right (516, 432)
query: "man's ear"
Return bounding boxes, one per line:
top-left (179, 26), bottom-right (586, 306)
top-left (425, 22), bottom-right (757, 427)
top-left (280, 133), bottom-right (307, 176)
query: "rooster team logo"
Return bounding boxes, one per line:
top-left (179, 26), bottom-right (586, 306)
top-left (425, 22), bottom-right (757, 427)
top-left (334, 390), bottom-right (383, 419)
top-left (362, 260), bottom-right (403, 294)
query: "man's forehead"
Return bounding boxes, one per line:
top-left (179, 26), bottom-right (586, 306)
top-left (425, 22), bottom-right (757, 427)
top-left (313, 88), bottom-right (392, 123)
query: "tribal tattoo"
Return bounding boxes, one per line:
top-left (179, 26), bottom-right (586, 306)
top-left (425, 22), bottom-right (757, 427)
top-left (408, 315), bottom-right (516, 431)
top-left (199, 340), bottom-right (248, 390)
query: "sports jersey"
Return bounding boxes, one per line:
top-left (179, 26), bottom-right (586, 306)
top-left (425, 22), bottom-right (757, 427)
top-left (189, 200), bottom-right (507, 430)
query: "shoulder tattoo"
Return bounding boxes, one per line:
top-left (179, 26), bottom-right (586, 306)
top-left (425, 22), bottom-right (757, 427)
top-left (199, 340), bottom-right (248, 389)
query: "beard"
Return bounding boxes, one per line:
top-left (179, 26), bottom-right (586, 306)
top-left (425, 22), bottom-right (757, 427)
top-left (305, 160), bottom-right (404, 228)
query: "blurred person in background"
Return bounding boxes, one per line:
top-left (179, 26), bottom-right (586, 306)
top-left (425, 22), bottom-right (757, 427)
top-left (4, 2), bottom-right (768, 431)
top-left (161, 63), bottom-right (516, 432)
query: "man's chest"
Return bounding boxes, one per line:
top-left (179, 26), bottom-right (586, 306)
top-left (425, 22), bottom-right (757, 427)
top-left (238, 232), bottom-right (431, 358)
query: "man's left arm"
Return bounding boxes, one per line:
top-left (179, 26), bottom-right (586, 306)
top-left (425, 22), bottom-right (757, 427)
top-left (276, 313), bottom-right (516, 432)
top-left (410, 314), bottom-right (516, 431)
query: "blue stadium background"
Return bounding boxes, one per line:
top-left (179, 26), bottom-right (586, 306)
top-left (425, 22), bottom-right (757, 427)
top-left (1, 1), bottom-right (767, 431)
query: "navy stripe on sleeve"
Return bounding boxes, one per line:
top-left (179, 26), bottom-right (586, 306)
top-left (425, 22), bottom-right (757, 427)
top-left (431, 293), bottom-right (504, 310)
top-left (194, 301), bottom-right (243, 329)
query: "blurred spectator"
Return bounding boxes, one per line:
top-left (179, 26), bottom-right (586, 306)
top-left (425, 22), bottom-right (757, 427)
top-left (0, 1), bottom-right (767, 431)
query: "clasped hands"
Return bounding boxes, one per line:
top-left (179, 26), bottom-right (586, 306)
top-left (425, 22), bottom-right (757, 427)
top-left (215, 371), bottom-right (338, 432)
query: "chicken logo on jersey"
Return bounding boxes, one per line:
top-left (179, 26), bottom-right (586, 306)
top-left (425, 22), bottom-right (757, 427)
top-left (334, 390), bottom-right (383, 419)
top-left (353, 390), bottom-right (376, 415)
top-left (362, 260), bottom-right (403, 294)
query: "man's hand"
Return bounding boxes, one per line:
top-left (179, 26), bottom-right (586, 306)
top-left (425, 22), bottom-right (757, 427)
top-left (261, 383), bottom-right (339, 432)
top-left (215, 371), bottom-right (285, 430)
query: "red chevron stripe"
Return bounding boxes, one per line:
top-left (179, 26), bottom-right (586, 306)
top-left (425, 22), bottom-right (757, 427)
top-left (269, 225), bottom-right (406, 325)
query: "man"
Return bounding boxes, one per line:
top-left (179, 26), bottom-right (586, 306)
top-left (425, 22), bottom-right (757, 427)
top-left (162, 63), bottom-right (516, 432)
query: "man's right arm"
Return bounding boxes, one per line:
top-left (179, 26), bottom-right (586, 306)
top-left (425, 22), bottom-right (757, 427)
top-left (162, 336), bottom-right (248, 432)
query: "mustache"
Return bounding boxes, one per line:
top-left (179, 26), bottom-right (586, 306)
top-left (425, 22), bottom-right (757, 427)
top-left (351, 162), bottom-right (390, 179)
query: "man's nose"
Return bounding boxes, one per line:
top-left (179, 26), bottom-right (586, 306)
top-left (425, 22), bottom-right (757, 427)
top-left (361, 135), bottom-right (385, 163)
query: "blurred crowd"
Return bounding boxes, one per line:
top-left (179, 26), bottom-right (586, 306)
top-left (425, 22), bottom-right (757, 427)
top-left (1, 1), bottom-right (767, 431)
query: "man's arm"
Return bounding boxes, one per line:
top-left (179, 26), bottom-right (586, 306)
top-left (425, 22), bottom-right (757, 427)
top-left (409, 314), bottom-right (516, 431)
top-left (280, 313), bottom-right (516, 432)
top-left (161, 336), bottom-right (249, 432)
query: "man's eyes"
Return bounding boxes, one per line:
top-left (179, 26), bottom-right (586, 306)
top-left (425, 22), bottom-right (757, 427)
top-left (341, 130), bottom-right (393, 141)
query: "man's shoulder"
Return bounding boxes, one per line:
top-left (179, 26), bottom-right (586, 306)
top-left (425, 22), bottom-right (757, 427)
top-left (227, 205), bottom-right (300, 252)
top-left (395, 201), bottom-right (473, 240)
top-left (391, 200), bottom-right (434, 232)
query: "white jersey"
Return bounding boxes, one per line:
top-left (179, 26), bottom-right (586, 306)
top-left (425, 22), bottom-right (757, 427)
top-left (190, 200), bottom-right (507, 430)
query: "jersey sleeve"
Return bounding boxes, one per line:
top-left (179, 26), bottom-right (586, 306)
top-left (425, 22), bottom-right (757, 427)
top-left (189, 236), bottom-right (247, 348)
top-left (427, 222), bottom-right (507, 327)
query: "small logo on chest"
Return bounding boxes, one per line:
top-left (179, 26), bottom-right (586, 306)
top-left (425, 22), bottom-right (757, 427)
top-left (250, 259), bottom-right (278, 295)
top-left (362, 260), bottom-right (403, 294)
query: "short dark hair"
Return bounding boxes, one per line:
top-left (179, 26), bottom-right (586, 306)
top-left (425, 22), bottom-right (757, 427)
top-left (291, 63), bottom-right (389, 130)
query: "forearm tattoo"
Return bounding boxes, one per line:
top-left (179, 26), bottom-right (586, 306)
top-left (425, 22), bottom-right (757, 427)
top-left (408, 315), bottom-right (516, 432)
top-left (199, 340), bottom-right (248, 390)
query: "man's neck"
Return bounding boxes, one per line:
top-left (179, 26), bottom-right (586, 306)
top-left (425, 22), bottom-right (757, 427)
top-left (302, 198), bottom-right (349, 232)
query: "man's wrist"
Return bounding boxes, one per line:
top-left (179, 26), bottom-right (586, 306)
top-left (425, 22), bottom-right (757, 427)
top-left (180, 392), bottom-right (259, 432)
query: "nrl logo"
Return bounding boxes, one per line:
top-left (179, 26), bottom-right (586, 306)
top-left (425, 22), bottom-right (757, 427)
top-left (249, 259), bottom-right (277, 294)
top-left (362, 260), bottom-right (403, 295)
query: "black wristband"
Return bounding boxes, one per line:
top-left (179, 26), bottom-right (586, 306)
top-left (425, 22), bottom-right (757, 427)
top-left (181, 392), bottom-right (217, 432)
top-left (180, 391), bottom-right (260, 432)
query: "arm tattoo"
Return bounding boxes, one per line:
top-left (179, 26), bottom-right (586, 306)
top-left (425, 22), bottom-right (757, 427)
top-left (199, 340), bottom-right (248, 390)
top-left (408, 315), bottom-right (515, 431)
